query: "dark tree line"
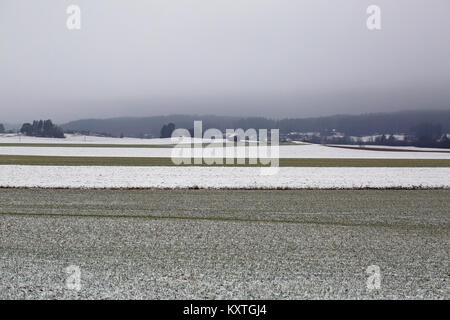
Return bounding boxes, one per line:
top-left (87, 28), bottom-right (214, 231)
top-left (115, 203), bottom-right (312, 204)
top-left (20, 120), bottom-right (65, 138)
top-left (160, 123), bottom-right (175, 138)
top-left (409, 123), bottom-right (449, 148)
top-left (62, 110), bottom-right (450, 138)
top-left (0, 123), bottom-right (4, 133)
top-left (410, 123), bottom-right (442, 143)
top-left (304, 123), bottom-right (449, 148)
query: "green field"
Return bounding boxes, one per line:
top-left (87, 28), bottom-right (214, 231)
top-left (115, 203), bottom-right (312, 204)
top-left (0, 189), bottom-right (448, 299)
top-left (0, 154), bottom-right (449, 167)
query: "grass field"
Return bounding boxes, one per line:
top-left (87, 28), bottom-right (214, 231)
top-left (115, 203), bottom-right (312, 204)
top-left (1, 154), bottom-right (450, 167)
top-left (0, 189), bottom-right (448, 299)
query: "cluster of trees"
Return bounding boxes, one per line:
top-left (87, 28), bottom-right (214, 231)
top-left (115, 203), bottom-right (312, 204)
top-left (409, 123), bottom-right (449, 148)
top-left (303, 122), bottom-right (449, 148)
top-left (160, 123), bottom-right (176, 138)
top-left (410, 123), bottom-right (442, 144)
top-left (20, 120), bottom-right (65, 138)
top-left (368, 135), bottom-right (412, 146)
top-left (0, 123), bottom-right (4, 133)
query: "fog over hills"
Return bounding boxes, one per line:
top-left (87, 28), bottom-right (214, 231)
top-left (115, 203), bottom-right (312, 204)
top-left (61, 110), bottom-right (450, 138)
top-left (2, 1), bottom-right (450, 123)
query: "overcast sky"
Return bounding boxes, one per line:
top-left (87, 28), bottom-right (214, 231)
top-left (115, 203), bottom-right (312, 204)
top-left (1, 0), bottom-right (449, 123)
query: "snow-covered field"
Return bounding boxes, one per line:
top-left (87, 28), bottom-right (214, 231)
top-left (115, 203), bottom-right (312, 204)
top-left (0, 189), bottom-right (448, 299)
top-left (328, 144), bottom-right (450, 152)
top-left (1, 134), bottom-right (449, 159)
top-left (0, 134), bottom-right (217, 145)
top-left (1, 134), bottom-right (449, 189)
top-left (1, 166), bottom-right (449, 189)
top-left (1, 144), bottom-right (450, 159)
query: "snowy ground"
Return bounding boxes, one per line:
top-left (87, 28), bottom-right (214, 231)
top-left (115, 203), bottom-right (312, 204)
top-left (328, 144), bottom-right (450, 152)
top-left (1, 144), bottom-right (450, 159)
top-left (1, 134), bottom-right (449, 159)
top-left (1, 135), bottom-right (449, 189)
top-left (1, 166), bottom-right (449, 189)
top-left (0, 134), bottom-right (200, 145)
top-left (0, 189), bottom-right (448, 299)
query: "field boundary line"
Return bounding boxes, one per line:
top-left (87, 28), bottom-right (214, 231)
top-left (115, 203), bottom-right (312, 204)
top-left (1, 155), bottom-right (450, 167)
top-left (0, 186), bottom-right (449, 190)
top-left (1, 211), bottom-right (448, 231)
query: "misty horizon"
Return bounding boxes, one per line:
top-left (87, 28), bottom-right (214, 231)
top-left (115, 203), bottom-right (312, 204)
top-left (2, 108), bottom-right (450, 128)
top-left (1, 1), bottom-right (450, 123)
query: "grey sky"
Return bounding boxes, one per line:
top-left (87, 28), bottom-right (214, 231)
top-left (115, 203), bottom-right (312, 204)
top-left (1, 0), bottom-right (449, 123)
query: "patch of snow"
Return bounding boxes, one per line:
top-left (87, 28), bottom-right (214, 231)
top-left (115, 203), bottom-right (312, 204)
top-left (328, 145), bottom-right (450, 152)
top-left (0, 134), bottom-right (216, 145)
top-left (1, 144), bottom-right (449, 159)
top-left (0, 166), bottom-right (448, 189)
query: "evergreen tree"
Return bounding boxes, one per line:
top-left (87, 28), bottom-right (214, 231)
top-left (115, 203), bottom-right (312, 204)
top-left (20, 119), bottom-right (65, 138)
top-left (160, 123), bottom-right (176, 138)
top-left (387, 134), bottom-right (396, 145)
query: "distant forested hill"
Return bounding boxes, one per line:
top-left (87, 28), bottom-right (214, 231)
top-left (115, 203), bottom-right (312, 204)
top-left (61, 110), bottom-right (450, 137)
top-left (62, 115), bottom-right (242, 137)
